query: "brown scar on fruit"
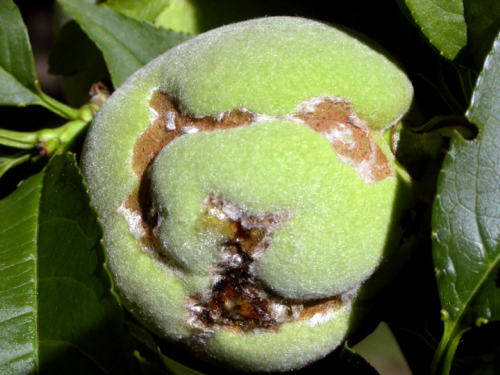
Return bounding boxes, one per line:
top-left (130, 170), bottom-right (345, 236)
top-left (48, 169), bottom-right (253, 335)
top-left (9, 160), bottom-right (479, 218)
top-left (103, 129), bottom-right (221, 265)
top-left (123, 90), bottom-right (389, 333)
top-left (295, 97), bottom-right (392, 183)
top-left (132, 91), bottom-right (254, 176)
top-left (132, 91), bottom-right (391, 183)
top-left (185, 195), bottom-right (343, 333)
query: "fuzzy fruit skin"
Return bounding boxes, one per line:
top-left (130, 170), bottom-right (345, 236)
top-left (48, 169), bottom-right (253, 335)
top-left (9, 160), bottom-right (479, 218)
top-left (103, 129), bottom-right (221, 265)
top-left (82, 17), bottom-right (413, 372)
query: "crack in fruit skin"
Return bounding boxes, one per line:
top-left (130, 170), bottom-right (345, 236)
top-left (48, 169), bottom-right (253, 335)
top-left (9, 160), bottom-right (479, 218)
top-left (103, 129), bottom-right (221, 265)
top-left (132, 92), bottom-right (254, 176)
top-left (129, 176), bottom-right (345, 333)
top-left (185, 196), bottom-right (345, 334)
top-left (133, 91), bottom-right (392, 182)
top-left (123, 92), bottom-right (398, 333)
top-left (81, 17), bottom-right (414, 372)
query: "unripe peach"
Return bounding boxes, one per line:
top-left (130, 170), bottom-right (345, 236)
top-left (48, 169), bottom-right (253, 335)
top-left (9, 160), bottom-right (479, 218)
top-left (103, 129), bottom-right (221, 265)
top-left (82, 17), bottom-right (413, 372)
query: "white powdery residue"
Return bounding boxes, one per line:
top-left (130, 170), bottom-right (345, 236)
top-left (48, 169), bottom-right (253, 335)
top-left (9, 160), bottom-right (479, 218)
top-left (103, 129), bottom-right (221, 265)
top-left (323, 123), bottom-right (355, 149)
top-left (335, 153), bottom-right (355, 168)
top-left (280, 114), bottom-right (305, 124)
top-left (220, 252), bottom-right (243, 269)
top-left (214, 112), bottom-right (226, 122)
top-left (181, 126), bottom-right (199, 134)
top-left (307, 311), bottom-right (333, 327)
top-left (209, 207), bottom-right (227, 221)
top-left (221, 200), bottom-right (242, 221)
top-left (149, 106), bottom-right (159, 122)
top-left (306, 300), bottom-right (352, 328)
top-left (291, 305), bottom-right (302, 320)
top-left (305, 286), bottom-right (357, 327)
top-left (296, 96), bottom-right (325, 114)
top-left (253, 113), bottom-right (280, 124)
top-left (268, 302), bottom-right (291, 323)
top-left (117, 204), bottom-right (146, 239)
top-left (349, 114), bottom-right (369, 131)
top-left (357, 159), bottom-right (376, 184)
top-left (341, 285), bottom-right (360, 303)
top-left (187, 301), bottom-right (205, 315)
top-left (163, 111), bottom-right (176, 130)
top-left (185, 299), bottom-right (213, 332)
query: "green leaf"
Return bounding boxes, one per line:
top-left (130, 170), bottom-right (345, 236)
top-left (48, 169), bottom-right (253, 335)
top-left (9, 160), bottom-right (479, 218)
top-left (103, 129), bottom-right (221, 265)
top-left (0, 0), bottom-right (44, 106)
top-left (405, 0), bottom-right (467, 60)
top-left (337, 342), bottom-right (380, 374)
top-left (0, 151), bottom-right (30, 178)
top-left (0, 172), bottom-right (42, 373)
top-left (463, 0), bottom-right (500, 71)
top-left (432, 31), bottom-right (500, 374)
top-left (0, 0), bottom-right (38, 91)
top-left (57, 0), bottom-right (193, 88)
top-left (48, 20), bottom-right (110, 107)
top-left (48, 20), bottom-right (106, 77)
top-left (0, 68), bottom-right (42, 106)
top-left (0, 154), bottom-right (141, 374)
top-left (105, 0), bottom-right (170, 22)
top-left (0, 1), bottom-right (81, 118)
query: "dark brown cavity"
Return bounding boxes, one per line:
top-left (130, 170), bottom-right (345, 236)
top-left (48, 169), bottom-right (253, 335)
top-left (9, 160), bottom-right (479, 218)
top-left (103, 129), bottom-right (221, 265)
top-left (192, 195), bottom-right (286, 330)
top-left (124, 91), bottom-right (391, 333)
top-left (186, 195), bottom-right (342, 332)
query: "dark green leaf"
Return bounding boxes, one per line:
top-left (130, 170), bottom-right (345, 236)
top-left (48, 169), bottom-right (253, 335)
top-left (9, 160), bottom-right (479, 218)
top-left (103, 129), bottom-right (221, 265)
top-left (0, 154), bottom-right (141, 374)
top-left (48, 21), bottom-right (105, 76)
top-left (57, 0), bottom-right (193, 88)
top-left (49, 20), bottom-right (111, 107)
top-left (0, 151), bottom-right (30, 179)
top-left (405, 0), bottom-right (467, 60)
top-left (463, 0), bottom-right (500, 71)
top-left (337, 342), bottom-right (380, 374)
top-left (432, 31), bottom-right (500, 372)
top-left (105, 0), bottom-right (170, 22)
top-left (0, 0), bottom-right (44, 106)
top-left (0, 67), bottom-right (43, 106)
top-left (0, 0), bottom-right (38, 92)
top-left (0, 172), bottom-right (42, 373)
top-left (0, 1), bottom-right (81, 118)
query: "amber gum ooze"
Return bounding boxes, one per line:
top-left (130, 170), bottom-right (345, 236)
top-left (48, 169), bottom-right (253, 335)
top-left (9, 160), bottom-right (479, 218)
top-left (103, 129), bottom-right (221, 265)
top-left (123, 89), bottom-right (393, 333)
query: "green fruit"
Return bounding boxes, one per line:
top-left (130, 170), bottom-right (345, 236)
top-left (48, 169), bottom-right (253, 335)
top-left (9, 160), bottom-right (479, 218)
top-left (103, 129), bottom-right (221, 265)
top-left (81, 17), bottom-right (413, 372)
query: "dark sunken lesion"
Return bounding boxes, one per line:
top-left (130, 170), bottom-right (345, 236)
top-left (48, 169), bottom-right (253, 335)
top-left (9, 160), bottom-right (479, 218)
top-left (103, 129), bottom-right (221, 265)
top-left (209, 250), bottom-right (274, 328)
top-left (189, 195), bottom-right (291, 331)
top-left (186, 195), bottom-right (342, 333)
top-left (124, 91), bottom-right (388, 333)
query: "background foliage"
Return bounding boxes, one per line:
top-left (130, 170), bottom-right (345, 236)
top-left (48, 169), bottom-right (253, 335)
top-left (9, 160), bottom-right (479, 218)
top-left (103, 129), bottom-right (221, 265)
top-left (1, 0), bottom-right (500, 374)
